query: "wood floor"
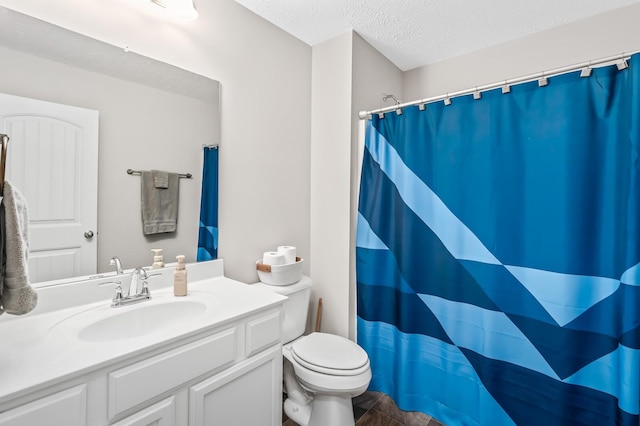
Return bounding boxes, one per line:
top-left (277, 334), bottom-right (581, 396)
top-left (282, 391), bottom-right (446, 426)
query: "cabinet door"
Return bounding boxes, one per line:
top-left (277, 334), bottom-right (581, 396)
top-left (0, 385), bottom-right (86, 426)
top-left (189, 345), bottom-right (282, 426)
top-left (110, 397), bottom-right (175, 426)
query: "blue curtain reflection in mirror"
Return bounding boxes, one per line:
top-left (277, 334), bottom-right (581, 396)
top-left (197, 145), bottom-right (218, 261)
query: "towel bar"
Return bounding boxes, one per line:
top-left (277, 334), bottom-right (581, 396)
top-left (127, 169), bottom-right (192, 179)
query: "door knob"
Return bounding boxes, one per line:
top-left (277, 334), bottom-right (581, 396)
top-left (84, 230), bottom-right (94, 239)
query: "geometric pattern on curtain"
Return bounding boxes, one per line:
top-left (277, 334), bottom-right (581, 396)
top-left (357, 54), bottom-right (640, 426)
top-left (197, 145), bottom-right (218, 261)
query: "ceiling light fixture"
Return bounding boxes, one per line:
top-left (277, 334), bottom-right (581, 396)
top-left (150, 0), bottom-right (198, 20)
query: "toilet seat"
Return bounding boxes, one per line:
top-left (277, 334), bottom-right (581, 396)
top-left (291, 333), bottom-right (370, 376)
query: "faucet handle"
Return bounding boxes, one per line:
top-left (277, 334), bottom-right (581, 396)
top-left (98, 279), bottom-right (121, 287)
top-left (140, 282), bottom-right (151, 297)
top-left (110, 281), bottom-right (124, 306)
top-left (140, 271), bottom-right (162, 298)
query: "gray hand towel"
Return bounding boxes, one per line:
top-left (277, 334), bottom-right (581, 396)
top-left (141, 170), bottom-right (180, 235)
top-left (1, 181), bottom-right (38, 315)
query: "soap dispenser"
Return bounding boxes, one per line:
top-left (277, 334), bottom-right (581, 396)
top-left (151, 249), bottom-right (165, 269)
top-left (174, 255), bottom-right (187, 296)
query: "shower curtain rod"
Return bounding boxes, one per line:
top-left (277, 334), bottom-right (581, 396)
top-left (358, 51), bottom-right (639, 119)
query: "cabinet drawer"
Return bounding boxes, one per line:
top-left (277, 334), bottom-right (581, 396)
top-left (246, 310), bottom-right (282, 357)
top-left (0, 385), bottom-right (86, 426)
top-left (110, 396), bottom-right (175, 426)
top-left (108, 327), bottom-right (237, 419)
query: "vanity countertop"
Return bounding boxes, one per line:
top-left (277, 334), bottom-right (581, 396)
top-left (0, 260), bottom-right (285, 407)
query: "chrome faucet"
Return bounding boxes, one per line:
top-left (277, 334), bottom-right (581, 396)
top-left (127, 267), bottom-right (150, 298)
top-left (111, 267), bottom-right (159, 307)
top-left (109, 256), bottom-right (124, 275)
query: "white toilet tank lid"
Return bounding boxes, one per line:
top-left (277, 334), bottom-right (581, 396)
top-left (291, 332), bottom-right (369, 374)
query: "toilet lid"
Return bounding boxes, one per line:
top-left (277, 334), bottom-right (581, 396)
top-left (291, 333), bottom-right (370, 376)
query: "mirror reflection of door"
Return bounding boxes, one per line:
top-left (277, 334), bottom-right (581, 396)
top-left (0, 93), bottom-right (98, 283)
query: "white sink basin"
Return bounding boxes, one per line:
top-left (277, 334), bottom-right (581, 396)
top-left (79, 300), bottom-right (207, 342)
top-left (49, 293), bottom-right (216, 343)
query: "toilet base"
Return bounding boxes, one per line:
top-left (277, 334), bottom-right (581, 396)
top-left (283, 358), bottom-right (361, 426)
top-left (308, 394), bottom-right (356, 426)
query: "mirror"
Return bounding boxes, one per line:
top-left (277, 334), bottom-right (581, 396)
top-left (0, 6), bottom-right (221, 285)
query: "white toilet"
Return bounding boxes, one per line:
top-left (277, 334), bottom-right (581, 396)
top-left (254, 275), bottom-right (372, 426)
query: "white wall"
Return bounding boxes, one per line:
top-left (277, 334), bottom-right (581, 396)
top-left (404, 3), bottom-right (640, 100)
top-left (309, 32), bottom-right (354, 337)
top-left (0, 0), bottom-right (312, 284)
top-left (310, 32), bottom-right (403, 338)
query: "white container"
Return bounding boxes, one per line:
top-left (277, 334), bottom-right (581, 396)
top-left (256, 257), bottom-right (304, 286)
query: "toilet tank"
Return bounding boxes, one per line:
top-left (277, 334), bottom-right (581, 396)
top-left (254, 275), bottom-right (312, 343)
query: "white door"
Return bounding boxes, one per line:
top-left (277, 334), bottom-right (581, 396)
top-left (0, 93), bottom-right (99, 283)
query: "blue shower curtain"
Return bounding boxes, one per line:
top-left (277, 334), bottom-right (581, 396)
top-left (197, 146), bottom-right (218, 261)
top-left (357, 54), bottom-right (640, 426)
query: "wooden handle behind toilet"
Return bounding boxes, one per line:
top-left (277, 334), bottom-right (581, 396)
top-left (315, 298), bottom-right (323, 332)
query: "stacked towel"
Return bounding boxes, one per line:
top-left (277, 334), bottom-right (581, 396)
top-left (152, 169), bottom-right (169, 188)
top-left (1, 181), bottom-right (37, 315)
top-left (141, 170), bottom-right (180, 235)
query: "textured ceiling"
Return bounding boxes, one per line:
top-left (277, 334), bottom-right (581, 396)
top-left (233, 0), bottom-right (640, 71)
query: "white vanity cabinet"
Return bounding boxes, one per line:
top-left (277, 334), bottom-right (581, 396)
top-left (189, 345), bottom-right (282, 426)
top-left (0, 307), bottom-right (284, 426)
